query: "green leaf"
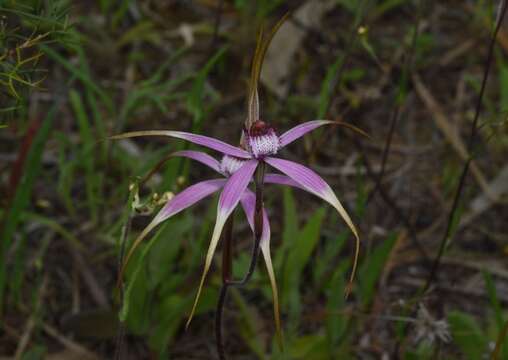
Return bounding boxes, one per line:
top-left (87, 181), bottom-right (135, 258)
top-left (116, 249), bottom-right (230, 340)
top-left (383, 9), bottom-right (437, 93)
top-left (116, 21), bottom-right (157, 48)
top-left (148, 294), bottom-right (187, 352)
top-left (403, 342), bottom-right (434, 360)
top-left (448, 311), bottom-right (488, 359)
top-left (317, 56), bottom-right (344, 119)
top-left (499, 57), bottom-right (508, 113)
top-left (282, 208), bottom-right (326, 332)
top-left (358, 233), bottom-right (397, 307)
top-left (146, 216), bottom-right (193, 289)
top-left (40, 44), bottom-right (113, 112)
top-left (484, 271), bottom-right (504, 330)
top-left (21, 345), bottom-right (47, 360)
top-left (186, 46), bottom-right (228, 126)
top-left (274, 187), bottom-right (299, 272)
top-left (325, 260), bottom-right (350, 348)
top-left (231, 288), bottom-right (267, 359)
top-left (70, 89), bottom-right (99, 222)
top-left (288, 334), bottom-right (328, 359)
top-left (313, 231), bottom-right (348, 288)
top-left (483, 271), bottom-right (508, 358)
top-left (0, 106), bottom-right (56, 311)
top-left (120, 221), bottom-right (171, 322)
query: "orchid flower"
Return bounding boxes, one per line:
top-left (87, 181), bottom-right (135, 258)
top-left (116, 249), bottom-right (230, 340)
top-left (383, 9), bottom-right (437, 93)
top-left (112, 16), bottom-right (362, 347)
top-left (112, 118), bottom-right (361, 327)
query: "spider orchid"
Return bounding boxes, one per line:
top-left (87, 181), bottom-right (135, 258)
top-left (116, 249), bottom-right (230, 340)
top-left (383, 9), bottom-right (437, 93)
top-left (112, 117), bottom-right (361, 326)
top-left (112, 15), bottom-right (363, 346)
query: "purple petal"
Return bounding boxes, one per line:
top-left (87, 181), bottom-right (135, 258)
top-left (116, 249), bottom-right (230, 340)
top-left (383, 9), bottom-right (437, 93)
top-left (120, 179), bottom-right (226, 283)
top-left (264, 157), bottom-right (357, 235)
top-left (218, 160), bottom-right (259, 213)
top-left (186, 160), bottom-right (259, 327)
top-left (111, 130), bottom-right (251, 159)
top-left (240, 191), bottom-right (281, 342)
top-left (239, 190), bottom-right (270, 245)
top-left (265, 157), bottom-right (360, 290)
top-left (172, 150), bottom-right (222, 174)
top-left (264, 157), bottom-right (329, 196)
top-left (261, 237), bottom-right (282, 344)
top-left (154, 179), bottom-right (227, 223)
top-left (264, 173), bottom-right (303, 189)
top-left (278, 120), bottom-right (333, 148)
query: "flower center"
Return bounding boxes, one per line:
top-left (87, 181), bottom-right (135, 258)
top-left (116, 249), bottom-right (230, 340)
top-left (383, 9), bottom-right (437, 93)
top-left (220, 155), bottom-right (246, 176)
top-left (246, 120), bottom-right (280, 158)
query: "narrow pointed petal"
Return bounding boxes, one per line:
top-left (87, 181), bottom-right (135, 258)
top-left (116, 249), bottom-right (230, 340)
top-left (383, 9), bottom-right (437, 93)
top-left (279, 120), bottom-right (333, 148)
top-left (119, 179), bottom-right (226, 285)
top-left (265, 157), bottom-right (360, 294)
top-left (278, 120), bottom-right (371, 149)
top-left (172, 150), bottom-right (222, 174)
top-left (186, 160), bottom-right (259, 328)
top-left (110, 130), bottom-right (251, 159)
top-left (264, 173), bottom-right (303, 189)
top-left (261, 238), bottom-right (283, 347)
top-left (240, 191), bottom-right (282, 344)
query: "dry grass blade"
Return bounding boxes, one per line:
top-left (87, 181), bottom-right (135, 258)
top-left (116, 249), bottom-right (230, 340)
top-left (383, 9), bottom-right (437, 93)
top-left (412, 73), bottom-right (495, 200)
top-left (15, 275), bottom-right (48, 359)
top-left (42, 323), bottom-right (99, 360)
top-left (459, 163), bottom-right (508, 229)
top-left (491, 319), bottom-right (508, 360)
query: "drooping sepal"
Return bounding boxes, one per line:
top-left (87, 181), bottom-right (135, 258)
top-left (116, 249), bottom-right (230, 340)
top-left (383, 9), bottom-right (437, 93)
top-left (240, 190), bottom-right (283, 346)
top-left (264, 156), bottom-right (360, 296)
top-left (186, 160), bottom-right (259, 328)
top-left (110, 130), bottom-right (252, 159)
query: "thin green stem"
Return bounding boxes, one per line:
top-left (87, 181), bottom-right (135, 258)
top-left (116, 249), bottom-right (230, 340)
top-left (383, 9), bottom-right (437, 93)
top-left (216, 215), bottom-right (234, 360)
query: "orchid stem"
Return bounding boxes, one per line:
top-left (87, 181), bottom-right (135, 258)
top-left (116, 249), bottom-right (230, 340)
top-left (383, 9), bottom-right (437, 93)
top-left (222, 215), bottom-right (234, 283)
top-left (216, 284), bottom-right (229, 360)
top-left (217, 215), bottom-right (234, 360)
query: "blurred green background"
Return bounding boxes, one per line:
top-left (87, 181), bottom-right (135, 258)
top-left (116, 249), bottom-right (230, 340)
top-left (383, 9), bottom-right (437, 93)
top-left (1, 0), bottom-right (508, 359)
